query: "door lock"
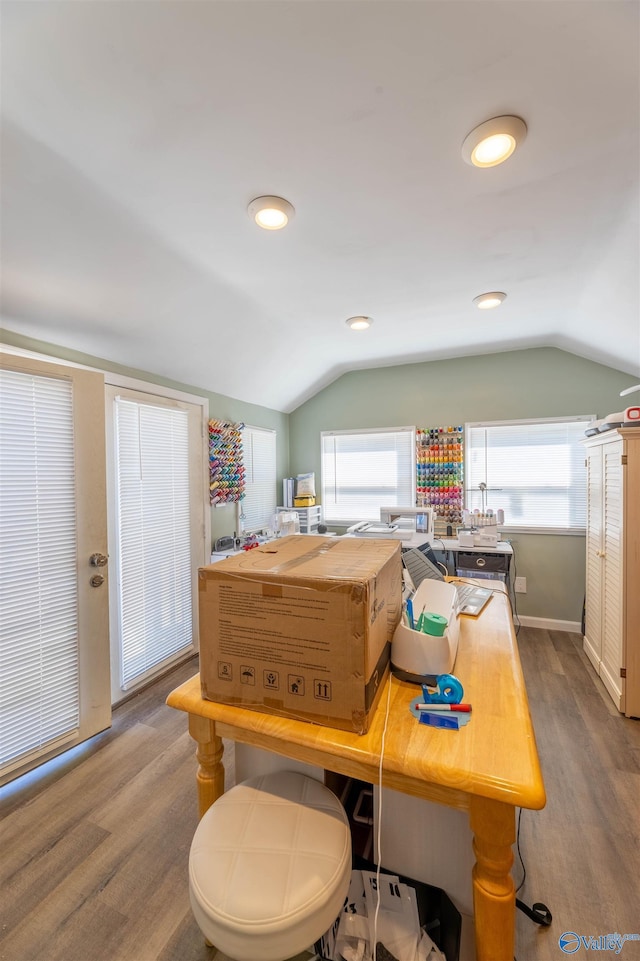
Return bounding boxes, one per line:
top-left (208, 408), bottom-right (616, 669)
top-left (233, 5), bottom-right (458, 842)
top-left (90, 552), bottom-right (109, 567)
top-left (90, 574), bottom-right (105, 588)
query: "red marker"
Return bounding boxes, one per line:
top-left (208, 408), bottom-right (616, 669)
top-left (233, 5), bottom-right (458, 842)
top-left (416, 703), bottom-right (472, 712)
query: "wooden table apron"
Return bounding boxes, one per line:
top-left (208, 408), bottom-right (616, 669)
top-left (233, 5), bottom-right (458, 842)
top-left (167, 588), bottom-right (545, 961)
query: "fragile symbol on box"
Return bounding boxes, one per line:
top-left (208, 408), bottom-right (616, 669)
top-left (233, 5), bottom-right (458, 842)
top-left (240, 665), bottom-right (255, 685)
top-left (263, 670), bottom-right (280, 690)
top-left (288, 675), bottom-right (305, 696)
top-left (218, 661), bottom-right (233, 681)
top-left (314, 679), bottom-right (332, 701)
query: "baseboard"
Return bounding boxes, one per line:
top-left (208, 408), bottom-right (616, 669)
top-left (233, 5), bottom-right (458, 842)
top-left (516, 615), bottom-right (582, 634)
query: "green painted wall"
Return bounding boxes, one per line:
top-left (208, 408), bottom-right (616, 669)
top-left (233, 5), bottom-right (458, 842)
top-left (5, 331), bottom-right (636, 623)
top-left (289, 347), bottom-right (637, 624)
top-left (0, 328), bottom-right (290, 548)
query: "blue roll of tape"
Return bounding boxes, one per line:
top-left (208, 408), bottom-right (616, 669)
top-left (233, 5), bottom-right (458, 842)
top-left (435, 674), bottom-right (464, 703)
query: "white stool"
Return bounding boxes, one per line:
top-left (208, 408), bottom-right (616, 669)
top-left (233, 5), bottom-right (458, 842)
top-left (189, 770), bottom-right (352, 961)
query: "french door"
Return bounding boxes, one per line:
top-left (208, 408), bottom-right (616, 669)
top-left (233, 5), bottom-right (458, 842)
top-left (105, 385), bottom-right (207, 704)
top-left (0, 355), bottom-right (111, 785)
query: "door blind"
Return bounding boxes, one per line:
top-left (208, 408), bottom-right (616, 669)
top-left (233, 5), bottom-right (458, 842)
top-left (113, 397), bottom-right (193, 689)
top-left (0, 370), bottom-right (79, 770)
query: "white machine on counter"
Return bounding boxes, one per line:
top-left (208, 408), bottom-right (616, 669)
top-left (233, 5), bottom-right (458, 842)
top-left (458, 508), bottom-right (504, 547)
top-left (379, 506), bottom-right (434, 542)
top-left (347, 506), bottom-right (435, 545)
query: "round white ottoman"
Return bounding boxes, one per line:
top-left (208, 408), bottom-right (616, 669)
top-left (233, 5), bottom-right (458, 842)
top-left (189, 770), bottom-right (352, 961)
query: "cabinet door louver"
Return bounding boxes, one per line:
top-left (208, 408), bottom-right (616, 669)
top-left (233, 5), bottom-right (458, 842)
top-left (583, 429), bottom-right (640, 717)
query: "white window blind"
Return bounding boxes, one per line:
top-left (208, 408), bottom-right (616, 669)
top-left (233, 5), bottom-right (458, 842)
top-left (113, 397), bottom-right (193, 689)
top-left (466, 417), bottom-right (594, 532)
top-left (241, 426), bottom-right (276, 532)
top-left (321, 427), bottom-right (415, 524)
top-left (0, 370), bottom-right (79, 770)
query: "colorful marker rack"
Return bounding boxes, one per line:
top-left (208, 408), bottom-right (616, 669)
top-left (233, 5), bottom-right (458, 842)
top-left (416, 426), bottom-right (464, 526)
top-left (208, 419), bottom-right (246, 505)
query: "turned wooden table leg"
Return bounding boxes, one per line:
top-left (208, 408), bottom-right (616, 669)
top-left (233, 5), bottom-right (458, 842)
top-left (469, 796), bottom-right (516, 961)
top-left (188, 713), bottom-right (225, 818)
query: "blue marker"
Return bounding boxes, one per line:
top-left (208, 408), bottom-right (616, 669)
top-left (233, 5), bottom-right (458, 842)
top-left (406, 597), bottom-right (415, 630)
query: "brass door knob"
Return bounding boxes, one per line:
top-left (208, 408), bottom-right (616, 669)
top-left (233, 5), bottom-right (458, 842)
top-left (90, 553), bottom-right (109, 567)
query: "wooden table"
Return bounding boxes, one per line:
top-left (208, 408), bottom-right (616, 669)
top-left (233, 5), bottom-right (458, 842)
top-left (167, 587), bottom-right (545, 961)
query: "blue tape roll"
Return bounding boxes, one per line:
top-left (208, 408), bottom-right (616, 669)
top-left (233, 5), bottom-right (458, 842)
top-left (436, 674), bottom-right (463, 703)
top-left (419, 673), bottom-right (464, 705)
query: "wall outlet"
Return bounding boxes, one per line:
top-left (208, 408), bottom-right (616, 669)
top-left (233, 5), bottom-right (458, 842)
top-left (514, 576), bottom-right (527, 594)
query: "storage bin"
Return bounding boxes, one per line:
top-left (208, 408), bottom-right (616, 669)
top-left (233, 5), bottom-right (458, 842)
top-left (455, 550), bottom-right (509, 574)
top-left (277, 505), bottom-right (323, 533)
top-left (314, 856), bottom-right (461, 961)
top-left (456, 567), bottom-right (507, 584)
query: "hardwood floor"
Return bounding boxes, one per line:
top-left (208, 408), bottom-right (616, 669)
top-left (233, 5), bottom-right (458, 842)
top-left (513, 628), bottom-right (640, 961)
top-left (1, 631), bottom-right (639, 961)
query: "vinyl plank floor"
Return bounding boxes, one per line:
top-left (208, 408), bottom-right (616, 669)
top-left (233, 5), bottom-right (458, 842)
top-left (2, 638), bottom-right (640, 961)
top-left (515, 630), bottom-right (640, 961)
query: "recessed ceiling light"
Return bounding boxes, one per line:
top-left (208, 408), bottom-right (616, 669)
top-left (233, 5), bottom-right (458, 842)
top-left (462, 116), bottom-right (527, 167)
top-left (248, 196), bottom-right (295, 230)
top-left (473, 292), bottom-right (507, 310)
top-left (346, 316), bottom-right (373, 330)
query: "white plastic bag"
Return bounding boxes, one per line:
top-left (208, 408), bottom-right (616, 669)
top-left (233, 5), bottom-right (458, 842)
top-left (332, 871), bottom-right (446, 961)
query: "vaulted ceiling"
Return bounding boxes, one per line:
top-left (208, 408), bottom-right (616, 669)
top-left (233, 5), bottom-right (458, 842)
top-left (1, 1), bottom-right (638, 411)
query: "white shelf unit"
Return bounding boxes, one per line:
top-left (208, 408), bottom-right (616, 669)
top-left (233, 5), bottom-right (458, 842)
top-left (277, 505), bottom-right (322, 534)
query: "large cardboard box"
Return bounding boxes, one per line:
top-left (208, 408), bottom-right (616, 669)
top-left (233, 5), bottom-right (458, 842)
top-left (198, 535), bottom-right (402, 734)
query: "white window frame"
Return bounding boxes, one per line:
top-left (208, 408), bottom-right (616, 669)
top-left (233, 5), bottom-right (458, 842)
top-left (321, 427), bottom-right (416, 526)
top-left (465, 415), bottom-right (595, 534)
top-left (239, 425), bottom-right (277, 534)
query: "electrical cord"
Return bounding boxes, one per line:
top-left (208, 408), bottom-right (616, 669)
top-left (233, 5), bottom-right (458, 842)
top-left (506, 539), bottom-right (521, 636)
top-left (515, 807), bottom-right (526, 893)
top-left (372, 675), bottom-right (393, 954)
top-left (514, 808), bottom-right (553, 928)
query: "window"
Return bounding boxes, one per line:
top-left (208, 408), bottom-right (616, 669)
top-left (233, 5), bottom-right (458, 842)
top-left (241, 426), bottom-right (277, 532)
top-left (465, 416), bottom-right (594, 532)
top-left (321, 428), bottom-right (415, 524)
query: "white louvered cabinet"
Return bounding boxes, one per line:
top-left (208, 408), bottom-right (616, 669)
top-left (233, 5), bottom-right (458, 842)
top-left (583, 429), bottom-right (640, 717)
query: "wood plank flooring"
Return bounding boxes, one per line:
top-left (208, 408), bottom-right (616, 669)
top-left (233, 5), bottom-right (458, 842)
top-left (513, 628), bottom-right (640, 961)
top-left (1, 631), bottom-right (639, 961)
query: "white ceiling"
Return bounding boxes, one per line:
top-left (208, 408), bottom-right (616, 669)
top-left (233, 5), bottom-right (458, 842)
top-left (1, 1), bottom-right (639, 412)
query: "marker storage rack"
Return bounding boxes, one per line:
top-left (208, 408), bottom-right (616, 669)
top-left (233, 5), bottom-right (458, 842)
top-left (416, 426), bottom-right (464, 527)
top-left (208, 419), bottom-right (245, 505)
